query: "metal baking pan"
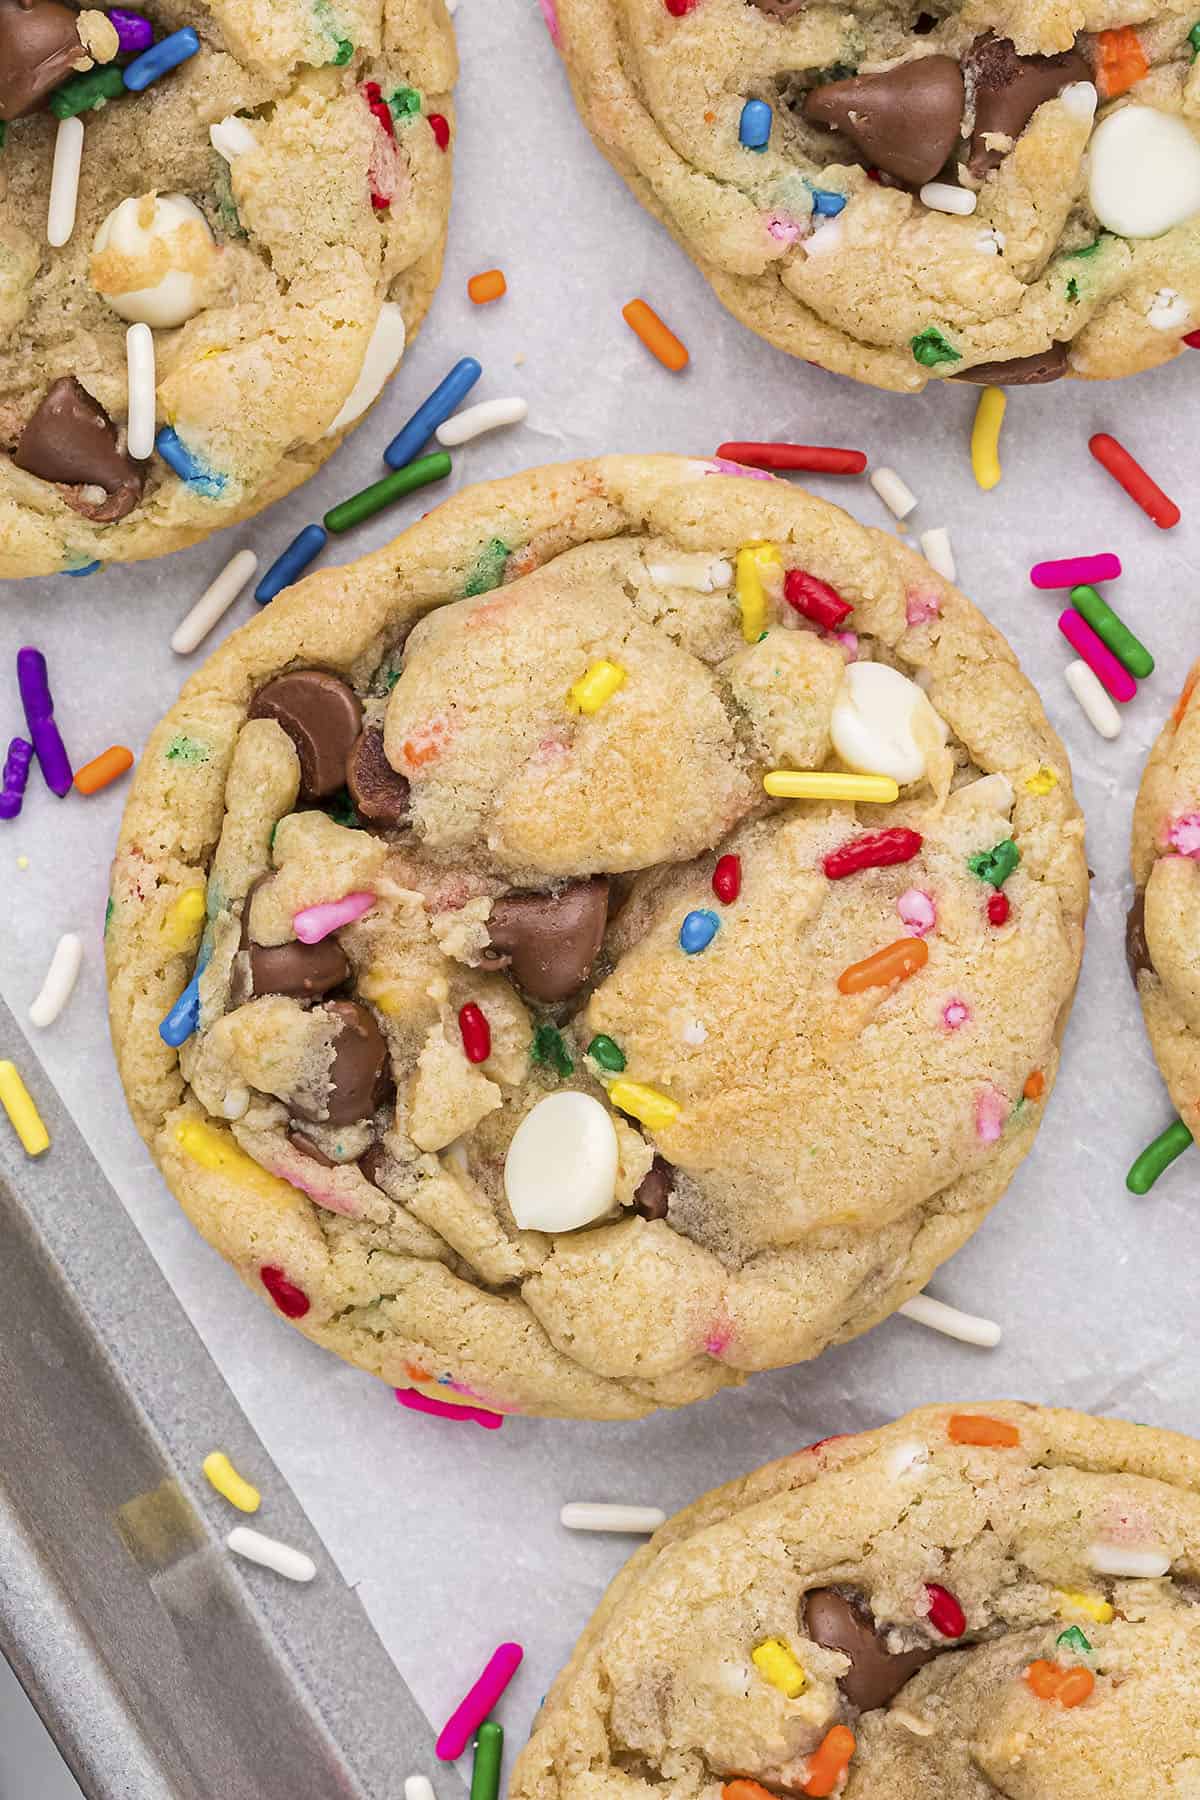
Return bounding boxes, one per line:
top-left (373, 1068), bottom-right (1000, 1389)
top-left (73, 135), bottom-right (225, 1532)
top-left (0, 991), bottom-right (460, 1800)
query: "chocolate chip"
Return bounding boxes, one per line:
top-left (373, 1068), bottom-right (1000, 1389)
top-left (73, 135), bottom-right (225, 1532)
top-left (13, 378), bottom-right (145, 522)
top-left (634, 1155), bottom-right (674, 1220)
top-left (288, 1130), bottom-right (337, 1168)
top-left (483, 878), bottom-right (610, 1003)
top-left (289, 999), bottom-right (390, 1128)
top-left (0, 0), bottom-right (84, 121)
top-left (346, 726), bottom-right (410, 826)
top-left (247, 938), bottom-right (351, 1002)
top-left (358, 1141), bottom-right (388, 1187)
top-left (248, 672), bottom-right (363, 803)
top-left (913, 11), bottom-right (938, 32)
top-left (804, 57), bottom-right (964, 187)
top-left (967, 35), bottom-right (1090, 176)
top-left (953, 343), bottom-right (1069, 385)
top-left (804, 1589), bottom-right (937, 1712)
top-left (1126, 886), bottom-right (1154, 985)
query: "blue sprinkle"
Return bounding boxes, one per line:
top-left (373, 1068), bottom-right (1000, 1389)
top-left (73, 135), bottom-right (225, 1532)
top-left (383, 357), bottom-right (482, 470)
top-left (679, 909), bottom-right (720, 955)
top-left (159, 972), bottom-right (201, 1046)
top-left (123, 27), bottom-right (201, 91)
top-left (155, 426), bottom-right (226, 497)
top-left (64, 560), bottom-right (102, 577)
top-left (738, 99), bottom-right (773, 152)
top-left (256, 524), bottom-right (328, 603)
top-left (811, 189), bottom-right (846, 217)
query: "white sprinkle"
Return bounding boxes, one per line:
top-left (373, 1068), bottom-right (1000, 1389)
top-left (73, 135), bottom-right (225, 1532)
top-left (920, 181), bottom-right (977, 216)
top-left (681, 1018), bottom-right (707, 1045)
top-left (885, 1439), bottom-right (929, 1480)
top-left (1059, 80), bottom-right (1098, 124)
top-left (975, 227), bottom-right (1006, 256)
top-left (899, 1293), bottom-right (1001, 1348)
top-left (29, 933), bottom-right (83, 1028)
top-left (436, 395), bottom-right (529, 446)
top-left (919, 526), bottom-right (955, 582)
top-left (171, 549), bottom-right (258, 655)
top-left (560, 1502), bottom-right (667, 1534)
top-left (226, 1525), bottom-right (316, 1582)
top-left (406, 1780), bottom-right (437, 1800)
top-left (209, 115), bottom-right (259, 162)
top-left (125, 323), bottom-right (156, 461)
top-left (803, 218), bottom-right (844, 258)
top-left (1088, 1542), bottom-right (1170, 1578)
top-left (1065, 658), bottom-right (1121, 740)
top-left (646, 554), bottom-right (732, 591)
top-left (1147, 287), bottom-right (1191, 332)
top-left (870, 466), bottom-right (918, 520)
top-left (47, 116), bottom-right (84, 248)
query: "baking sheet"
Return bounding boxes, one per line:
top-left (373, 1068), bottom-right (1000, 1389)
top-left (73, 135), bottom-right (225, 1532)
top-left (3, 0), bottom-right (1200, 1776)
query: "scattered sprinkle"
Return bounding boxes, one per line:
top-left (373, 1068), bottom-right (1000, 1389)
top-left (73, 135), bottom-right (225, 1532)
top-left (1058, 609), bottom-right (1137, 702)
top-left (1089, 432), bottom-right (1179, 529)
top-left (0, 1059), bottom-right (50, 1156)
top-left (559, 1502), bottom-right (666, 1532)
top-left (970, 387), bottom-right (1006, 491)
top-left (920, 180), bottom-right (977, 215)
top-left (1069, 584), bottom-right (1153, 679)
top-left (470, 1722), bottom-right (503, 1800)
top-left (174, 549), bottom-right (259, 651)
top-left (918, 527), bottom-right (955, 581)
top-left (74, 744), bottom-right (134, 795)
top-left (968, 838), bottom-right (1020, 888)
top-left (784, 567), bottom-right (852, 629)
top-left (1030, 552), bottom-right (1121, 589)
top-left (802, 1724), bottom-right (856, 1797)
top-left (714, 442), bottom-right (866, 474)
top-left (942, 998), bottom-right (970, 1030)
top-left (384, 358), bottom-right (482, 470)
top-left (29, 933), bottom-right (83, 1028)
top-left (1065, 657), bottom-right (1122, 739)
top-left (870, 466), bottom-right (918, 519)
top-left (325, 452), bottom-right (451, 534)
top-left (0, 737), bottom-right (34, 821)
top-left (436, 1643), bottom-right (524, 1761)
top-left (202, 1451), bottom-right (261, 1513)
top-left (622, 298), bottom-right (689, 371)
top-left (255, 526), bottom-right (326, 604)
top-left (898, 1294), bottom-right (1000, 1347)
top-left (226, 1525), bottom-right (315, 1582)
top-left (1127, 1117), bottom-right (1193, 1192)
top-left (437, 397), bottom-right (528, 446)
top-left (18, 647), bottom-right (73, 796)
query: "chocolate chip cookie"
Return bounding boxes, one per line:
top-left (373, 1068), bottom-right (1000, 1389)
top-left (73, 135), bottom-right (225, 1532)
top-left (550, 0), bottom-right (1200, 390)
top-left (106, 456), bottom-right (1086, 1420)
top-left (0, 0), bottom-right (455, 577)
top-left (511, 1403), bottom-right (1200, 1798)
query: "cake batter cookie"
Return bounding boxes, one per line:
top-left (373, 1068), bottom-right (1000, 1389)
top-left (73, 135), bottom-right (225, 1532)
top-left (551, 0), bottom-right (1200, 390)
top-left (511, 1402), bottom-right (1200, 1798)
top-left (0, 0), bottom-right (456, 577)
top-left (106, 456), bottom-right (1086, 1421)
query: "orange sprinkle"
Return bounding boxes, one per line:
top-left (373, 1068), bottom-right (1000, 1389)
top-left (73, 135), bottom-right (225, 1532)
top-left (622, 298), bottom-right (689, 372)
top-left (803, 1726), bottom-right (856, 1798)
top-left (1173, 665), bottom-right (1200, 727)
top-left (723, 1783), bottom-right (775, 1800)
top-left (468, 268), bottom-right (507, 305)
top-left (948, 1413), bottom-right (1020, 1448)
top-left (837, 936), bottom-right (928, 995)
top-left (73, 745), bottom-right (134, 795)
top-left (1025, 1660), bottom-right (1094, 1707)
top-left (404, 1361), bottom-right (433, 1383)
top-left (1023, 1069), bottom-right (1046, 1101)
top-left (1094, 25), bottom-right (1148, 96)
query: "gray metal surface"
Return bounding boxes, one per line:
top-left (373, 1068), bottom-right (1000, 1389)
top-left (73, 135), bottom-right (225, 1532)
top-left (0, 993), bottom-right (458, 1800)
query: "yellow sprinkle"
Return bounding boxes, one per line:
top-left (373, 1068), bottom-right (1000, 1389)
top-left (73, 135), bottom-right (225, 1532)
top-left (162, 886), bottom-right (207, 952)
top-left (764, 770), bottom-right (900, 804)
top-left (1025, 765), bottom-right (1059, 796)
top-left (752, 1638), bottom-right (807, 1698)
top-left (0, 1060), bottom-right (49, 1157)
top-left (1055, 1588), bottom-right (1114, 1624)
top-left (175, 1119), bottom-right (292, 1203)
top-left (736, 542), bottom-right (782, 643)
top-left (970, 386), bottom-right (1006, 492)
top-left (609, 1079), bottom-right (680, 1132)
top-left (202, 1451), bottom-right (261, 1514)
top-left (16, 855), bottom-right (29, 870)
top-left (568, 659), bottom-right (627, 715)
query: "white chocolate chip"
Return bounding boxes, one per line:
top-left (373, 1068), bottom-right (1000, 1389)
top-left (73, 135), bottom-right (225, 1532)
top-left (210, 115), bottom-right (260, 162)
top-left (1059, 80), bottom-right (1098, 124)
top-left (324, 302), bottom-right (407, 436)
top-left (803, 219), bottom-right (844, 258)
top-left (1088, 1542), bottom-right (1170, 1578)
top-left (1088, 106), bottom-right (1200, 239)
top-left (831, 662), bottom-right (947, 785)
top-left (1147, 287), bottom-right (1191, 330)
top-left (91, 193), bottom-right (216, 328)
top-left (646, 554), bottom-right (733, 591)
top-left (504, 1092), bottom-right (619, 1232)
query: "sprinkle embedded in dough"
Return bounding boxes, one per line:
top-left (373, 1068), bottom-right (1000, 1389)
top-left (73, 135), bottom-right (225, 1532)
top-left (1088, 1542), bottom-right (1171, 1578)
top-left (504, 1092), bottom-right (619, 1231)
top-left (1147, 288), bottom-right (1191, 332)
top-left (646, 554), bottom-right (733, 591)
top-left (920, 181), bottom-right (977, 216)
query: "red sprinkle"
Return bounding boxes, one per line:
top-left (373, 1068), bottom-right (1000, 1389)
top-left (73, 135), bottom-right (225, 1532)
top-left (925, 1583), bottom-right (966, 1638)
top-left (459, 1001), bottom-right (492, 1064)
top-left (362, 81), bottom-right (396, 137)
top-left (1089, 432), bottom-right (1180, 530)
top-left (428, 112), bottom-right (450, 150)
top-left (823, 827), bottom-right (923, 881)
top-left (713, 853), bottom-right (741, 904)
top-left (715, 441), bottom-right (867, 476)
top-left (1184, 329), bottom-right (1200, 349)
top-left (259, 1265), bottom-right (310, 1319)
top-left (784, 567), bottom-right (853, 630)
top-left (664, 0), bottom-right (700, 12)
top-left (987, 892), bottom-right (1011, 926)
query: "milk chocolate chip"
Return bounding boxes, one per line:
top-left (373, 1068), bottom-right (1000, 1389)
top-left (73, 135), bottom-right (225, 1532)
top-left (483, 878), bottom-right (609, 1003)
top-left (634, 1155), bottom-right (674, 1220)
top-left (13, 378), bottom-right (145, 522)
top-left (1126, 886), bottom-right (1154, 985)
top-left (804, 57), bottom-right (964, 186)
top-left (248, 672), bottom-right (364, 803)
top-left (0, 0), bottom-right (85, 121)
top-left (293, 999), bottom-right (390, 1128)
top-left (954, 343), bottom-right (1069, 385)
top-left (248, 938), bottom-right (350, 1001)
top-left (358, 1140), bottom-right (388, 1187)
top-left (804, 1589), bottom-right (937, 1711)
top-left (967, 35), bottom-right (1090, 176)
top-left (346, 726), bottom-right (410, 826)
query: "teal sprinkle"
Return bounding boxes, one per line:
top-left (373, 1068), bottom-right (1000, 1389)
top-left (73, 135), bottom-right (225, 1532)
top-left (1190, 20), bottom-right (1200, 55)
top-left (968, 838), bottom-right (1020, 889)
top-left (326, 789), bottom-right (362, 829)
top-left (389, 86), bottom-right (422, 118)
top-left (911, 326), bottom-right (961, 368)
top-left (384, 667), bottom-right (402, 692)
top-left (464, 538), bottom-right (511, 598)
top-left (1066, 277), bottom-right (1079, 303)
top-left (333, 36), bottom-right (354, 63)
top-left (587, 1034), bottom-right (626, 1074)
top-left (531, 1023), bottom-right (573, 1079)
top-left (104, 896), bottom-right (114, 935)
top-left (165, 735), bottom-right (210, 765)
top-left (1056, 1625), bottom-right (1092, 1654)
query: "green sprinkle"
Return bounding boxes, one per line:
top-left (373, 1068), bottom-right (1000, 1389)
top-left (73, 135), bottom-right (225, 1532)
top-left (385, 668), bottom-right (402, 691)
top-left (464, 537), bottom-right (511, 598)
top-left (531, 1024), bottom-right (573, 1079)
top-left (104, 896), bottom-right (114, 935)
top-left (389, 85), bottom-right (422, 117)
top-left (1190, 20), bottom-right (1200, 55)
top-left (968, 838), bottom-right (1020, 888)
top-left (587, 1034), bottom-right (626, 1073)
top-left (325, 789), bottom-right (361, 829)
top-left (333, 37), bottom-right (354, 63)
top-left (1056, 1626), bottom-right (1092, 1654)
top-left (911, 326), bottom-right (961, 368)
top-left (470, 1722), bottom-right (503, 1800)
top-left (1066, 277), bottom-right (1079, 303)
top-left (50, 65), bottom-right (126, 117)
top-left (324, 451), bottom-right (451, 535)
top-left (1127, 1117), bottom-right (1194, 1193)
top-left (1070, 585), bottom-right (1154, 679)
top-left (1068, 238), bottom-right (1103, 259)
top-left (165, 735), bottom-right (210, 765)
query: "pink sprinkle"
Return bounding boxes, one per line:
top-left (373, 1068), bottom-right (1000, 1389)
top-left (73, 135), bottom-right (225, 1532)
top-left (293, 890), bottom-right (375, 943)
top-left (766, 212), bottom-right (803, 244)
top-left (975, 1087), bottom-right (1008, 1144)
top-left (801, 1433), bottom-right (852, 1456)
top-left (897, 888), bottom-right (936, 936)
top-left (1030, 553), bottom-right (1121, 589)
top-left (906, 590), bottom-right (941, 626)
top-left (706, 457), bottom-right (776, 481)
top-left (1058, 610), bottom-right (1137, 703)
top-left (1167, 813), bottom-right (1200, 857)
top-left (834, 630), bottom-right (859, 660)
top-left (436, 1641), bottom-right (524, 1760)
top-left (272, 1165), bottom-right (360, 1218)
top-left (704, 1320), bottom-right (733, 1357)
top-left (537, 0), bottom-right (561, 43)
top-left (395, 1387), bottom-right (504, 1430)
top-left (943, 998), bottom-right (970, 1031)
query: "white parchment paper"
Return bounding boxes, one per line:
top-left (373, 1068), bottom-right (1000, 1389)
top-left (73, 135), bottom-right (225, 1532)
top-left (3, 0), bottom-right (1200, 1777)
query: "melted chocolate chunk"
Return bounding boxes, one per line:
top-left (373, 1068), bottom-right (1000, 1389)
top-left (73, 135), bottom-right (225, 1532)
top-left (13, 378), bottom-right (145, 521)
top-left (0, 0), bottom-right (84, 121)
top-left (346, 726), bottom-right (410, 826)
top-left (744, 0), bottom-right (808, 15)
top-left (248, 672), bottom-right (363, 803)
top-left (483, 878), bottom-right (610, 1003)
top-left (247, 937), bottom-right (350, 1002)
top-left (634, 1155), bottom-right (675, 1220)
top-left (804, 57), bottom-right (964, 187)
top-left (288, 1130), bottom-right (337, 1168)
top-left (290, 999), bottom-right (390, 1129)
top-left (358, 1140), bottom-right (388, 1188)
top-left (954, 343), bottom-right (1069, 385)
top-left (967, 34), bottom-right (1090, 176)
top-left (804, 1589), bottom-right (937, 1711)
top-left (1126, 886), bottom-right (1154, 985)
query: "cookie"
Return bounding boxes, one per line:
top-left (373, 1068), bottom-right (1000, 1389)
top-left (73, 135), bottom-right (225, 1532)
top-left (550, 0), bottom-right (1200, 390)
top-left (511, 1402), bottom-right (1200, 1799)
top-left (106, 455), bottom-right (1086, 1421)
top-left (0, 0), bottom-right (456, 577)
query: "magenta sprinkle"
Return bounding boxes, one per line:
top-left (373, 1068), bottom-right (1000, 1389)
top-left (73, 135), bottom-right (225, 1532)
top-left (436, 1641), bottom-right (524, 1760)
top-left (1030, 553), bottom-right (1121, 589)
top-left (395, 1387), bottom-right (503, 1429)
top-left (0, 737), bottom-right (33, 821)
top-left (107, 7), bottom-right (154, 51)
top-left (16, 648), bottom-right (72, 797)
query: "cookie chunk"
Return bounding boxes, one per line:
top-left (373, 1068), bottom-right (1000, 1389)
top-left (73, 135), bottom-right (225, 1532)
top-left (0, 0), bottom-right (456, 576)
top-left (552, 0), bottom-right (1200, 389)
top-left (511, 1404), bottom-right (1200, 1799)
top-left (106, 455), bottom-right (1086, 1420)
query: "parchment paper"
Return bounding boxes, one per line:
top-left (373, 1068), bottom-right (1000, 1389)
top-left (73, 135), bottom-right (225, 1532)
top-left (3, 0), bottom-right (1200, 1778)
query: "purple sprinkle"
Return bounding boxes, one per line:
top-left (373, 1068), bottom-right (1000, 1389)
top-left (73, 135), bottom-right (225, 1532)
top-left (0, 737), bottom-right (33, 821)
top-left (108, 7), bottom-right (154, 52)
top-left (16, 648), bottom-right (73, 798)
